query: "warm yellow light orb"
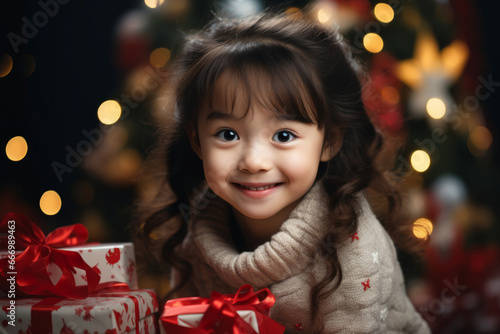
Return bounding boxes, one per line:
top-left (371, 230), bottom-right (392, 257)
top-left (317, 8), bottom-right (332, 23)
top-left (426, 97), bottom-right (446, 119)
top-left (40, 190), bottom-right (62, 216)
top-left (374, 3), bottom-right (395, 23)
top-left (150, 47), bottom-right (171, 68)
top-left (413, 218), bottom-right (433, 239)
top-left (97, 100), bottom-right (122, 125)
top-left (6, 136), bottom-right (28, 162)
top-left (411, 150), bottom-right (431, 172)
top-left (145, 0), bottom-right (164, 9)
top-left (363, 33), bottom-right (384, 53)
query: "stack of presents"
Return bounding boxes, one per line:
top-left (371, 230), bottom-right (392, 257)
top-left (0, 213), bottom-right (284, 333)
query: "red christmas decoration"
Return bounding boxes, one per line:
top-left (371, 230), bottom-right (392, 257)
top-left (294, 322), bottom-right (304, 331)
top-left (351, 232), bottom-right (359, 242)
top-left (362, 279), bottom-right (371, 291)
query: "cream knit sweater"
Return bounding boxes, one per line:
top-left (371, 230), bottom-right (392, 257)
top-left (172, 183), bottom-right (430, 333)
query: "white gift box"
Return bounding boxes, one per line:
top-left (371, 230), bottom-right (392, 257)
top-left (175, 310), bottom-right (259, 332)
top-left (0, 289), bottom-right (158, 334)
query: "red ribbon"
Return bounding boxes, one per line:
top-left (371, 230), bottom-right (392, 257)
top-left (161, 285), bottom-right (285, 334)
top-left (0, 212), bottom-right (101, 299)
top-left (31, 297), bottom-right (64, 334)
top-left (209, 284), bottom-right (275, 316)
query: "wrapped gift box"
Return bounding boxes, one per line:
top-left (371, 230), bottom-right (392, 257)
top-left (0, 289), bottom-right (159, 334)
top-left (0, 242), bottom-right (138, 300)
top-left (160, 285), bottom-right (285, 334)
top-left (1, 242), bottom-right (138, 290)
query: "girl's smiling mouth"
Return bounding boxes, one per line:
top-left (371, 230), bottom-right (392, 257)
top-left (232, 182), bottom-right (283, 198)
top-left (239, 183), bottom-right (277, 191)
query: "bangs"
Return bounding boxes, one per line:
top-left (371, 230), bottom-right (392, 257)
top-left (193, 40), bottom-right (326, 126)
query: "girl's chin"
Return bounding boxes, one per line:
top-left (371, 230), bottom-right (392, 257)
top-left (231, 207), bottom-right (277, 221)
top-left (239, 212), bottom-right (274, 221)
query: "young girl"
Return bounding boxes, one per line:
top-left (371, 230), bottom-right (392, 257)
top-left (135, 9), bottom-right (430, 333)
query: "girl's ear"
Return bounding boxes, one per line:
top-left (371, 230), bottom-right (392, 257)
top-left (187, 124), bottom-right (203, 160)
top-left (320, 128), bottom-right (344, 162)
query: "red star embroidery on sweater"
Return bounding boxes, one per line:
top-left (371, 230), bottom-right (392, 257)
top-left (294, 323), bottom-right (303, 331)
top-left (362, 279), bottom-right (370, 291)
top-left (351, 232), bottom-right (359, 242)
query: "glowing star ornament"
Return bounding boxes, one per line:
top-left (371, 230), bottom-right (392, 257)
top-left (396, 31), bottom-right (469, 120)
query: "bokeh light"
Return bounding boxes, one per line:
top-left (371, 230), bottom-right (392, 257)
top-left (374, 3), bottom-right (395, 23)
top-left (412, 218), bottom-right (433, 239)
top-left (426, 97), bottom-right (446, 119)
top-left (381, 86), bottom-right (400, 104)
top-left (317, 7), bottom-right (332, 23)
top-left (0, 54), bottom-right (13, 78)
top-left (6, 136), bottom-right (28, 162)
top-left (145, 0), bottom-right (164, 9)
top-left (97, 100), bottom-right (122, 125)
top-left (40, 190), bottom-right (62, 216)
top-left (411, 150), bottom-right (431, 172)
top-left (150, 47), bottom-right (171, 68)
top-left (470, 126), bottom-right (493, 151)
top-left (363, 33), bottom-right (384, 53)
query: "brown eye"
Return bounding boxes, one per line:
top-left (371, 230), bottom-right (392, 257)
top-left (272, 130), bottom-right (296, 143)
top-left (215, 129), bottom-right (239, 141)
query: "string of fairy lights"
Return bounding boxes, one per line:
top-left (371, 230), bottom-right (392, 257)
top-left (2, 0), bottom-right (494, 242)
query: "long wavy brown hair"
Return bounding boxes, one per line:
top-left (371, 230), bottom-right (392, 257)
top-left (133, 10), bottom-right (425, 332)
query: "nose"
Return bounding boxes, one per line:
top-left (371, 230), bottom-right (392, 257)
top-left (237, 141), bottom-right (272, 173)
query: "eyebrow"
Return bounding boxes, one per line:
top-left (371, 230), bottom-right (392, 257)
top-left (206, 110), bottom-right (300, 122)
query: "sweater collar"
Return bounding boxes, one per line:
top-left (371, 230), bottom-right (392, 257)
top-left (191, 182), bottom-right (331, 289)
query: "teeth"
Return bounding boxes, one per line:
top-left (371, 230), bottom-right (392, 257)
top-left (240, 184), bottom-right (275, 191)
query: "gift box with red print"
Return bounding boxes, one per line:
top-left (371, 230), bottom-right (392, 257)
top-left (160, 284), bottom-right (285, 334)
top-left (57, 242), bottom-right (138, 289)
top-left (0, 289), bottom-right (159, 334)
top-left (0, 213), bottom-right (137, 299)
top-left (0, 242), bottom-right (140, 292)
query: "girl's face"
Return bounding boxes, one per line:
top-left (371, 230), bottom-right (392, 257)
top-left (192, 72), bottom-right (332, 223)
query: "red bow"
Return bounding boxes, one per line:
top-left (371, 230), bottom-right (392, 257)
top-left (0, 212), bottom-right (100, 299)
top-left (209, 284), bottom-right (275, 316)
top-left (161, 285), bottom-right (285, 334)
